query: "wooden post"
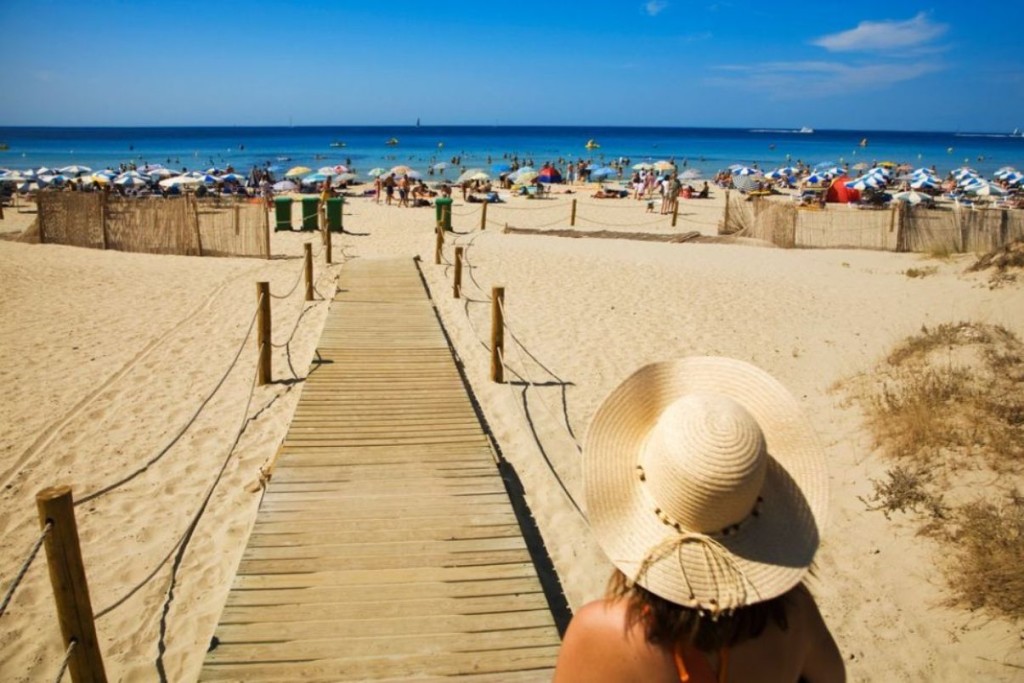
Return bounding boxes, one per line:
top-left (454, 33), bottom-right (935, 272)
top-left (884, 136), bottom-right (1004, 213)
top-left (442, 203), bottom-right (451, 231)
top-left (36, 486), bottom-right (108, 683)
top-left (454, 246), bottom-right (464, 299)
top-left (722, 189), bottom-right (731, 233)
top-left (325, 227), bottom-right (332, 264)
top-left (435, 226), bottom-right (444, 265)
top-left (490, 287), bottom-right (505, 383)
top-left (480, 200), bottom-right (488, 231)
top-left (304, 243), bottom-right (314, 302)
top-left (570, 198), bottom-right (577, 226)
top-left (671, 200), bottom-right (679, 227)
top-left (257, 282), bottom-right (271, 385)
top-left (262, 202), bottom-right (271, 259)
top-left (99, 194), bottom-right (109, 250)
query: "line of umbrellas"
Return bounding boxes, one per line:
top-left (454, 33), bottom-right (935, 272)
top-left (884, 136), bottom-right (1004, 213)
top-left (0, 164), bottom-right (254, 191)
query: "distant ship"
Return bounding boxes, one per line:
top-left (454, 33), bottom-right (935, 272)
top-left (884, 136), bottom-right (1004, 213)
top-left (859, 138), bottom-right (868, 147)
top-left (1012, 128), bottom-right (1023, 138)
top-left (585, 139), bottom-right (601, 150)
top-left (386, 137), bottom-right (399, 146)
top-left (329, 141), bottom-right (346, 148)
top-left (799, 126), bottom-right (814, 134)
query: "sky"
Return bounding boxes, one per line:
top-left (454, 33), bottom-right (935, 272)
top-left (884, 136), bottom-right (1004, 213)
top-left (1, 1), bottom-right (1022, 132)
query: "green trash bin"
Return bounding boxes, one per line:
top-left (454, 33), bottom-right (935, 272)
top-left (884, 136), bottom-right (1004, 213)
top-left (301, 197), bottom-right (319, 231)
top-left (273, 196), bottom-right (293, 231)
top-left (326, 196), bottom-right (345, 233)
top-left (435, 197), bottom-right (453, 231)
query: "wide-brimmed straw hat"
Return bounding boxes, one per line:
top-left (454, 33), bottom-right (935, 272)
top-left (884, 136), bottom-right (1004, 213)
top-left (585, 357), bottom-right (827, 614)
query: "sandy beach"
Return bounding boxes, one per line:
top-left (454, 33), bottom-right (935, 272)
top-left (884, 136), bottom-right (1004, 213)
top-left (1, 186), bottom-right (1022, 681)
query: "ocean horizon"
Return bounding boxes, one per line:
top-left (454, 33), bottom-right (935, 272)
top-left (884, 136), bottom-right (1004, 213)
top-left (2, 125), bottom-right (1021, 179)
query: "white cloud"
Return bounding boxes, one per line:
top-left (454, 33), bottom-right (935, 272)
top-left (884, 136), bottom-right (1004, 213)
top-left (706, 60), bottom-right (942, 97)
top-left (645, 1), bottom-right (668, 16)
top-left (813, 12), bottom-right (948, 53)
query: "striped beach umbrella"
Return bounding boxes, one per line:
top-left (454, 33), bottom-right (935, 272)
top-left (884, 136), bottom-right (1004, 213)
top-left (910, 177), bottom-right (938, 190)
top-left (731, 166), bottom-right (761, 176)
top-left (59, 165), bottom-right (91, 176)
top-left (892, 191), bottom-right (933, 206)
top-left (845, 176), bottom-right (883, 191)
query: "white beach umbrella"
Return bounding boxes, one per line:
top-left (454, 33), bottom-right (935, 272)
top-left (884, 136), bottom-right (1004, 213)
top-left (845, 176), bottom-right (883, 191)
top-left (892, 190), bottom-right (933, 206)
top-left (272, 180), bottom-right (297, 192)
top-left (59, 165), bottom-right (91, 176)
top-left (456, 168), bottom-right (487, 184)
top-left (159, 175), bottom-right (202, 188)
top-left (114, 174), bottom-right (151, 187)
top-left (965, 181), bottom-right (1007, 197)
top-left (146, 168), bottom-right (175, 179)
top-left (679, 169), bottom-right (701, 180)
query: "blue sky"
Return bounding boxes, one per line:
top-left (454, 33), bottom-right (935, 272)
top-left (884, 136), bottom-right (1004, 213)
top-left (1, 1), bottom-right (1021, 131)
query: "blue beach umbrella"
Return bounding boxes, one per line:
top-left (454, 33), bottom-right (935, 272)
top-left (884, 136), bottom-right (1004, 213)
top-left (910, 177), bottom-right (938, 190)
top-left (731, 166), bottom-right (761, 176)
top-left (589, 167), bottom-right (618, 181)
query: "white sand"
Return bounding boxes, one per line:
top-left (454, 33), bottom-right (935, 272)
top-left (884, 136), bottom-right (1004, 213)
top-left (1, 188), bottom-right (1022, 681)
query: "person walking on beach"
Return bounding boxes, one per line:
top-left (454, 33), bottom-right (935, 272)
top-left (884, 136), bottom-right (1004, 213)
top-left (383, 173), bottom-right (396, 205)
top-left (554, 357), bottom-right (845, 683)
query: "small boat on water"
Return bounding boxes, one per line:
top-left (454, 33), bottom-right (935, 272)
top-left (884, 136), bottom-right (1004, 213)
top-left (1012, 128), bottom-right (1023, 138)
top-left (329, 141), bottom-right (346, 148)
top-left (585, 139), bottom-right (601, 150)
top-left (386, 137), bottom-right (399, 146)
top-left (859, 138), bottom-right (868, 147)
top-left (799, 126), bottom-right (814, 134)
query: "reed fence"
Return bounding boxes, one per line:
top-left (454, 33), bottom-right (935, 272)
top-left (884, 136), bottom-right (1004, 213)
top-left (722, 193), bottom-right (1024, 253)
top-left (36, 193), bottom-right (271, 258)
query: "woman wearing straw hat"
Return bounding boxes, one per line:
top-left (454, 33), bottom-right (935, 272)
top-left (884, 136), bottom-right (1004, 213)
top-left (554, 357), bottom-right (844, 682)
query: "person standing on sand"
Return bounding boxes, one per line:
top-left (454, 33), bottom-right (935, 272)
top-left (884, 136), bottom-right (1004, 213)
top-left (374, 175), bottom-right (383, 204)
top-left (554, 357), bottom-right (845, 683)
top-left (383, 173), bottom-right (396, 205)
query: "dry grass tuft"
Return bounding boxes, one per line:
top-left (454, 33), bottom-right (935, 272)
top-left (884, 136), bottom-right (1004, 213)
top-left (945, 491), bottom-right (1024, 619)
top-left (967, 237), bottom-right (1024, 273)
top-left (904, 266), bottom-right (938, 278)
top-left (840, 322), bottom-right (1024, 619)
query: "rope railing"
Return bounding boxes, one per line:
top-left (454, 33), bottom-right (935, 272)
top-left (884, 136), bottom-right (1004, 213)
top-left (154, 339), bottom-right (263, 682)
top-left (52, 639), bottom-right (76, 683)
top-left (0, 522), bottom-right (52, 619)
top-left (74, 296), bottom-right (264, 508)
top-left (432, 228), bottom-right (587, 522)
top-left (496, 348), bottom-right (586, 520)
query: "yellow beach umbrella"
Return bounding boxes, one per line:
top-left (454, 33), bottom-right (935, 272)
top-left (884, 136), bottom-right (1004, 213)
top-left (285, 166), bottom-right (312, 178)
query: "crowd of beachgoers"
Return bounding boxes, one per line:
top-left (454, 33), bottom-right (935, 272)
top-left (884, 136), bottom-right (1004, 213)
top-left (2, 154), bottom-right (1022, 214)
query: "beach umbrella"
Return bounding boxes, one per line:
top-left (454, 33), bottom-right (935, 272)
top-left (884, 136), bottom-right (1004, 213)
top-left (803, 173), bottom-right (826, 186)
top-left (114, 174), bottom-right (151, 187)
top-left (456, 168), bottom-right (487, 184)
top-left (820, 166), bottom-right (844, 177)
top-left (218, 173), bottom-right (247, 183)
top-left (272, 180), bottom-right (297, 192)
top-left (159, 175), bottom-right (202, 188)
top-left (764, 169), bottom-right (786, 180)
top-left (965, 181), bottom-right (1007, 197)
top-left (59, 165), bottom-right (91, 176)
top-left (331, 173), bottom-right (357, 185)
top-left (632, 162), bottom-right (655, 170)
top-left (538, 168), bottom-right (562, 183)
top-left (589, 167), bottom-right (618, 181)
top-left (1003, 171), bottom-right (1023, 185)
top-left (892, 191), bottom-right (933, 206)
top-left (910, 177), bottom-right (938, 190)
top-left (367, 167), bottom-right (387, 177)
top-left (731, 166), bottom-right (761, 176)
top-left (877, 161), bottom-right (897, 169)
top-left (679, 169), bottom-right (701, 180)
top-left (301, 172), bottom-right (330, 185)
top-left (653, 160), bottom-right (676, 172)
top-left (845, 176), bottom-right (883, 191)
top-left (140, 164), bottom-right (164, 173)
top-left (88, 173), bottom-right (110, 185)
top-left (433, 162), bottom-right (449, 171)
top-left (389, 165), bottom-right (415, 176)
top-left (511, 170), bottom-right (538, 184)
top-left (852, 162), bottom-right (869, 171)
top-left (0, 170), bottom-right (28, 182)
top-left (145, 168), bottom-right (174, 179)
top-left (515, 165), bottom-right (537, 175)
top-left (285, 166), bottom-right (312, 178)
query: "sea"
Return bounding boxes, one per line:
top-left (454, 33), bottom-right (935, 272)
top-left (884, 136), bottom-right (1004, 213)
top-left (1, 125), bottom-right (1022, 180)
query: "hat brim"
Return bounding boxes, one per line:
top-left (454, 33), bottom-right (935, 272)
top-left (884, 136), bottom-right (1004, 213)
top-left (584, 357), bottom-right (827, 609)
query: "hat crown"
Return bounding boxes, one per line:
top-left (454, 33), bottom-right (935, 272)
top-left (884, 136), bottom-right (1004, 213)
top-left (640, 393), bottom-right (767, 533)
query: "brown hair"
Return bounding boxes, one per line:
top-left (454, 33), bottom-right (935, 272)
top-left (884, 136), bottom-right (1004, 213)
top-left (607, 569), bottom-right (795, 652)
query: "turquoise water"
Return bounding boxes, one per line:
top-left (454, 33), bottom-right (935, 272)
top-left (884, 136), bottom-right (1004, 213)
top-left (1, 125), bottom-right (1021, 179)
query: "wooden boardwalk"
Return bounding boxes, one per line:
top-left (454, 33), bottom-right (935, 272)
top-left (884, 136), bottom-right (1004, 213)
top-left (200, 258), bottom-right (562, 682)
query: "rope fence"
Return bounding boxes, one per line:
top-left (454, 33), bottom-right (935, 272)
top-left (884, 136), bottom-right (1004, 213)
top-left (432, 226), bottom-right (589, 524)
top-left (1, 240), bottom-right (342, 682)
